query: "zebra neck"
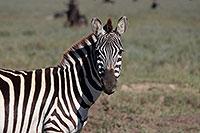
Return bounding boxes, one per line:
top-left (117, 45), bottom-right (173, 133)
top-left (59, 34), bottom-right (102, 104)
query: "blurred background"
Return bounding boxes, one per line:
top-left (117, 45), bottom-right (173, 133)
top-left (0, 0), bottom-right (200, 132)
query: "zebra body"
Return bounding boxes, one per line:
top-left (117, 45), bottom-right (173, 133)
top-left (0, 16), bottom-right (128, 132)
top-left (0, 34), bottom-right (100, 132)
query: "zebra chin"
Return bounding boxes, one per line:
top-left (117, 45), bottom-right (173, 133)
top-left (101, 69), bottom-right (117, 95)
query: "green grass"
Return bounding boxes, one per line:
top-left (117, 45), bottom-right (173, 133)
top-left (0, 0), bottom-right (200, 132)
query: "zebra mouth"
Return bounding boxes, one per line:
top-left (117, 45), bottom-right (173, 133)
top-left (102, 69), bottom-right (117, 95)
top-left (103, 88), bottom-right (116, 95)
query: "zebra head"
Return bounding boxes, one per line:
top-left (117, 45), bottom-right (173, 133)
top-left (91, 16), bottom-right (128, 95)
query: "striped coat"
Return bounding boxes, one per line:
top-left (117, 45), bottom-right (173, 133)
top-left (0, 16), bottom-right (128, 132)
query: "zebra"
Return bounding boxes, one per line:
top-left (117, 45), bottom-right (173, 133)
top-left (0, 16), bottom-right (128, 133)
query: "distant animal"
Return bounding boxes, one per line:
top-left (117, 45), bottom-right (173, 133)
top-left (65, 1), bottom-right (88, 27)
top-left (0, 16), bottom-right (128, 132)
top-left (46, 0), bottom-right (88, 27)
top-left (151, 0), bottom-right (158, 9)
top-left (103, 0), bottom-right (115, 4)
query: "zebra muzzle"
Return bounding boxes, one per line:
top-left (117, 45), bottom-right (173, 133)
top-left (102, 68), bottom-right (117, 95)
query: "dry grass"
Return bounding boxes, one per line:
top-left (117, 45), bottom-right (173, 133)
top-left (83, 83), bottom-right (200, 132)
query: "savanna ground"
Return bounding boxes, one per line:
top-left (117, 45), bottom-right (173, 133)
top-left (0, 0), bottom-right (200, 132)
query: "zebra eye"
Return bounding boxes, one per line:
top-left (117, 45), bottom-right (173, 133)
top-left (119, 49), bottom-right (124, 55)
top-left (95, 51), bottom-right (100, 56)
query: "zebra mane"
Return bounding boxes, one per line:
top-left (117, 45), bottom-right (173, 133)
top-left (59, 33), bottom-right (96, 67)
top-left (103, 18), bottom-right (113, 33)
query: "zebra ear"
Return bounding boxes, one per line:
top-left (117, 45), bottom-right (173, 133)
top-left (115, 16), bottom-right (128, 36)
top-left (91, 18), bottom-right (104, 36)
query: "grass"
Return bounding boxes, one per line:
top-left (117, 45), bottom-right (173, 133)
top-left (0, 0), bottom-right (200, 132)
top-left (83, 85), bottom-right (200, 132)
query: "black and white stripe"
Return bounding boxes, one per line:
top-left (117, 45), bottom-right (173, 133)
top-left (96, 33), bottom-right (124, 78)
top-left (0, 16), bottom-right (128, 133)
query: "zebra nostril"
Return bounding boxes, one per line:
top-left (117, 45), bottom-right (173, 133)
top-left (102, 68), bottom-right (117, 95)
top-left (105, 68), bottom-right (114, 73)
